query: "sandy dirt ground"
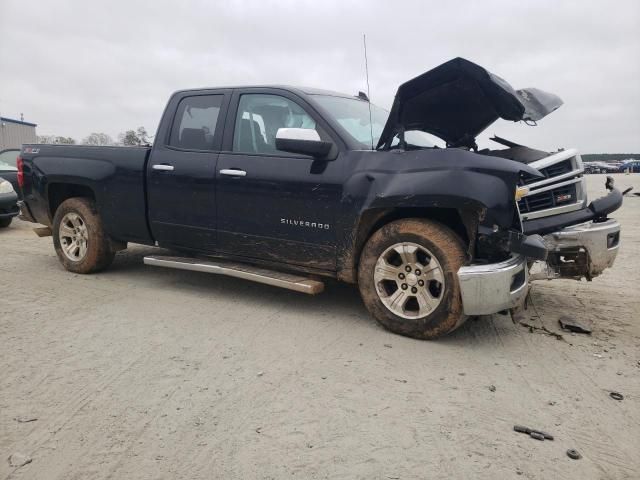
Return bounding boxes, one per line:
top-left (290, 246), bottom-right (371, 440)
top-left (1, 174), bottom-right (639, 479)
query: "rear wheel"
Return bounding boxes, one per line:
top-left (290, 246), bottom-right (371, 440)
top-left (52, 198), bottom-right (115, 273)
top-left (358, 218), bottom-right (467, 339)
top-left (0, 217), bottom-right (12, 228)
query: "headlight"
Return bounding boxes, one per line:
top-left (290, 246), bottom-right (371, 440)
top-left (0, 180), bottom-right (15, 194)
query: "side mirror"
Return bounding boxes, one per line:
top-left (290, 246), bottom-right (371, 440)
top-left (275, 128), bottom-right (333, 159)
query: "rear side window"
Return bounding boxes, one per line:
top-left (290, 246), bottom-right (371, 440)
top-left (169, 95), bottom-right (223, 150)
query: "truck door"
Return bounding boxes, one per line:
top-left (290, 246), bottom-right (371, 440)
top-left (147, 91), bottom-right (230, 251)
top-left (216, 90), bottom-right (343, 271)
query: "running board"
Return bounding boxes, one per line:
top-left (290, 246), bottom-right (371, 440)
top-left (143, 255), bottom-right (324, 295)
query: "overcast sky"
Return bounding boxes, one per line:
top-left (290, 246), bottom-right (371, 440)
top-left (1, 0), bottom-right (638, 152)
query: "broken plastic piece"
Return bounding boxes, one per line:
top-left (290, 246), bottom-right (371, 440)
top-left (567, 449), bottom-right (582, 460)
top-left (558, 316), bottom-right (592, 334)
top-left (513, 425), bottom-right (554, 440)
top-left (605, 176), bottom-right (615, 191)
top-left (609, 391), bottom-right (624, 401)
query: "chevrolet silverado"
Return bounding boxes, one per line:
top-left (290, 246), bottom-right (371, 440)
top-left (17, 58), bottom-right (622, 339)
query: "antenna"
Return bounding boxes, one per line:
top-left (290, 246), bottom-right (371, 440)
top-left (363, 34), bottom-right (374, 150)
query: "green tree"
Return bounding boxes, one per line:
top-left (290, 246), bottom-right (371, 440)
top-left (37, 135), bottom-right (76, 144)
top-left (82, 132), bottom-right (114, 146)
top-left (136, 127), bottom-right (151, 145)
top-left (119, 130), bottom-right (141, 146)
top-left (118, 127), bottom-right (152, 146)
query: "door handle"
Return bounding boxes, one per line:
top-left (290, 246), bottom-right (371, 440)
top-left (152, 164), bottom-right (174, 171)
top-left (220, 169), bottom-right (247, 177)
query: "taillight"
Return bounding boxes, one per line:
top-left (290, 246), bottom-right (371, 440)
top-left (17, 156), bottom-right (24, 189)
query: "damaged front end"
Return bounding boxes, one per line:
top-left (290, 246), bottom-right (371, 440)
top-left (532, 218), bottom-right (620, 281)
top-left (479, 138), bottom-right (623, 282)
top-left (457, 200), bottom-right (548, 317)
top-left (527, 178), bottom-right (622, 282)
top-left (348, 57), bottom-right (622, 315)
top-left (375, 57), bottom-right (622, 313)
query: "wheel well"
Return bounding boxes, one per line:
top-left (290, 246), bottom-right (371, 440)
top-left (48, 183), bottom-right (95, 219)
top-left (339, 207), bottom-right (475, 283)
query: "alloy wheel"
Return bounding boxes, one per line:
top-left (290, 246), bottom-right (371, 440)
top-left (373, 242), bottom-right (445, 319)
top-left (59, 212), bottom-right (89, 261)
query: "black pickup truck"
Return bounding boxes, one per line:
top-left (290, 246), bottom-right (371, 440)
top-left (18, 58), bottom-right (622, 339)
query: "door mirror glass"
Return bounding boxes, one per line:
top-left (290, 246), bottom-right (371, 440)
top-left (275, 128), bottom-right (333, 158)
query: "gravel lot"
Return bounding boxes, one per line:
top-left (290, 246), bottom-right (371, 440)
top-left (1, 174), bottom-right (639, 479)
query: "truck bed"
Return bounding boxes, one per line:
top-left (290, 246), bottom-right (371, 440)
top-left (20, 144), bottom-right (153, 244)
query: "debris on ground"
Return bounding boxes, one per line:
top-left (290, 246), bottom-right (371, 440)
top-left (621, 187), bottom-right (633, 196)
top-left (8, 453), bottom-right (32, 468)
top-left (13, 416), bottom-right (38, 423)
top-left (256, 371), bottom-right (264, 377)
top-left (488, 385), bottom-right (496, 392)
top-left (513, 425), bottom-right (554, 441)
top-left (566, 449), bottom-right (582, 460)
top-left (558, 316), bottom-right (592, 334)
top-left (518, 288), bottom-right (570, 342)
top-left (609, 391), bottom-right (624, 401)
top-left (383, 344), bottom-right (393, 348)
top-left (519, 321), bottom-right (565, 341)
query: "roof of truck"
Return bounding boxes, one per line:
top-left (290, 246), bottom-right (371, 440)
top-left (172, 85), bottom-right (360, 99)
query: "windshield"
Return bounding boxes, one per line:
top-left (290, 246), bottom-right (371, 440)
top-left (0, 150), bottom-right (19, 171)
top-left (312, 95), bottom-right (389, 149)
top-left (312, 95), bottom-right (445, 150)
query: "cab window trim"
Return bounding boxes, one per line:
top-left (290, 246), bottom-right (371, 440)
top-left (163, 92), bottom-right (229, 152)
top-left (222, 88), bottom-right (344, 154)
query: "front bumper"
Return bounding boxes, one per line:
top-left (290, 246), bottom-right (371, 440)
top-left (533, 218), bottom-right (620, 280)
top-left (523, 187), bottom-right (622, 236)
top-left (457, 254), bottom-right (528, 316)
top-left (458, 182), bottom-right (622, 315)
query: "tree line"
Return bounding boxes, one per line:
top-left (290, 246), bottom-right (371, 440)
top-left (37, 127), bottom-right (152, 146)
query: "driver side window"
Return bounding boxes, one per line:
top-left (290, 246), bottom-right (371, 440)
top-left (233, 94), bottom-right (316, 154)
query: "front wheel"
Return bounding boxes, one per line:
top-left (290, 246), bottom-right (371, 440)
top-left (0, 217), bottom-right (12, 228)
top-left (358, 218), bottom-right (467, 339)
top-left (52, 197), bottom-right (115, 273)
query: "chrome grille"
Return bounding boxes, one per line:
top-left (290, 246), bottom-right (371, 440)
top-left (518, 151), bottom-right (586, 220)
top-left (518, 183), bottom-right (577, 213)
top-left (520, 159), bottom-right (573, 185)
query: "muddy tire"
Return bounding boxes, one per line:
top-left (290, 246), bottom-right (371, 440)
top-left (52, 197), bottom-right (115, 273)
top-left (0, 217), bottom-right (12, 228)
top-left (358, 218), bottom-right (467, 339)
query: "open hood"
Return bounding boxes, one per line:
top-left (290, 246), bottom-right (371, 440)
top-left (377, 57), bottom-right (563, 150)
